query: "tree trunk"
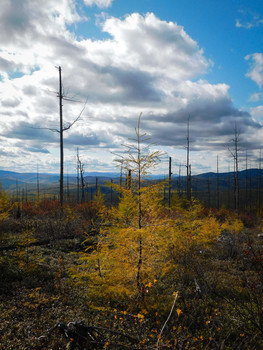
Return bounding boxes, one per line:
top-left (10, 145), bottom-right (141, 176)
top-left (59, 66), bottom-right (64, 216)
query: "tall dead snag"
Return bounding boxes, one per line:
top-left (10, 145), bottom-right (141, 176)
top-left (258, 150), bottom-right (262, 214)
top-left (245, 150), bottom-right (248, 210)
top-left (58, 66), bottom-right (63, 213)
top-left (76, 149), bottom-right (80, 203)
top-left (178, 161), bottom-right (182, 197)
top-left (77, 148), bottom-right (86, 204)
top-left (126, 169), bottom-right (132, 190)
top-left (249, 160), bottom-right (252, 211)
top-left (34, 67), bottom-right (87, 214)
top-left (168, 156), bottom-right (172, 209)
top-left (227, 162), bottom-right (231, 209)
top-left (186, 116), bottom-right (191, 203)
top-left (228, 124), bottom-right (240, 214)
top-left (216, 155), bottom-right (219, 210)
top-left (56, 67), bottom-right (86, 214)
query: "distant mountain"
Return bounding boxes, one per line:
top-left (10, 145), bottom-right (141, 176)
top-left (1, 168), bottom-right (263, 192)
top-left (0, 170), bottom-right (120, 191)
top-left (194, 169), bottom-right (263, 180)
top-left (185, 168), bottom-right (263, 192)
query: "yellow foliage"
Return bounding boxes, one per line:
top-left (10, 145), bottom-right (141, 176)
top-left (64, 204), bottom-right (78, 221)
top-left (70, 119), bottom-right (226, 312)
top-left (23, 287), bottom-right (58, 309)
top-left (111, 187), bottom-right (137, 227)
top-left (13, 228), bottom-right (43, 272)
top-left (176, 308), bottom-right (183, 317)
top-left (72, 189), bottom-right (224, 311)
top-left (0, 185), bottom-right (11, 221)
top-left (195, 216), bottom-right (222, 246)
top-left (221, 217), bottom-right (243, 234)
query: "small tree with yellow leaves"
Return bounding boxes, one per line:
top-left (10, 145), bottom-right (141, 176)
top-left (112, 113), bottom-right (164, 295)
top-left (71, 115), bottom-right (226, 313)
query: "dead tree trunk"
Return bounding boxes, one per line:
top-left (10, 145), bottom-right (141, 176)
top-left (58, 66), bottom-right (64, 215)
top-left (258, 150), bottom-right (262, 214)
top-left (168, 156), bottom-right (172, 209)
top-left (186, 117), bottom-right (191, 203)
top-left (77, 149), bottom-right (85, 204)
top-left (216, 156), bottom-right (219, 209)
top-left (228, 125), bottom-right (240, 214)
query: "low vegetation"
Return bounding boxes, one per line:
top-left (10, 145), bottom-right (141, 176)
top-left (1, 181), bottom-right (263, 349)
top-left (1, 120), bottom-right (263, 349)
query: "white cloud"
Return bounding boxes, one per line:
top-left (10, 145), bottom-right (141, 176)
top-left (236, 9), bottom-right (263, 29)
top-left (245, 53), bottom-right (263, 88)
top-left (250, 105), bottom-right (263, 118)
top-left (249, 92), bottom-right (262, 102)
top-left (235, 18), bottom-right (263, 29)
top-left (0, 0), bottom-right (81, 46)
top-left (84, 0), bottom-right (114, 8)
top-left (0, 2), bottom-right (261, 174)
top-left (0, 0), bottom-right (85, 87)
top-left (101, 13), bottom-right (210, 80)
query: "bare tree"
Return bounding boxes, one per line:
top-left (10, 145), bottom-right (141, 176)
top-left (258, 149), bottom-right (262, 213)
top-left (126, 169), bottom-right (132, 190)
top-left (168, 156), bottom-right (172, 209)
top-left (245, 150), bottom-right (248, 210)
top-left (76, 148), bottom-right (80, 203)
top-left (34, 67), bottom-right (86, 215)
top-left (178, 161), bottom-right (182, 197)
top-left (57, 67), bottom-right (87, 213)
top-left (216, 155), bottom-right (220, 209)
top-left (186, 116), bottom-right (191, 203)
top-left (77, 149), bottom-right (86, 204)
top-left (36, 163), bottom-right (40, 202)
top-left (228, 124), bottom-right (240, 213)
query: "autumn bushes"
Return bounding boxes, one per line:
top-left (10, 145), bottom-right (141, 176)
top-left (3, 117), bottom-right (263, 347)
top-left (0, 174), bottom-right (262, 348)
top-left (1, 181), bottom-right (263, 348)
top-left (65, 184), bottom-right (263, 348)
top-left (71, 184), bottom-right (241, 313)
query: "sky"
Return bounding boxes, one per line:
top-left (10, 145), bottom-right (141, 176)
top-left (1, 0), bottom-right (263, 176)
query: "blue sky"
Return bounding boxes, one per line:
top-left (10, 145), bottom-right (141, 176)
top-left (0, 0), bottom-right (263, 175)
top-left (74, 0), bottom-right (263, 106)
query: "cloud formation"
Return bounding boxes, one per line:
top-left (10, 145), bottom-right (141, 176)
top-left (250, 105), bottom-right (263, 119)
top-left (236, 10), bottom-right (263, 29)
top-left (245, 53), bottom-right (263, 88)
top-left (84, 0), bottom-right (114, 8)
top-left (0, 0), bottom-right (261, 174)
top-left (101, 13), bottom-right (210, 80)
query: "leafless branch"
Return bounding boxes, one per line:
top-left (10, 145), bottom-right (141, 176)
top-left (30, 125), bottom-right (60, 133)
top-left (156, 292), bottom-right (179, 350)
top-left (31, 99), bottom-right (87, 134)
top-left (62, 99), bottom-right (87, 131)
